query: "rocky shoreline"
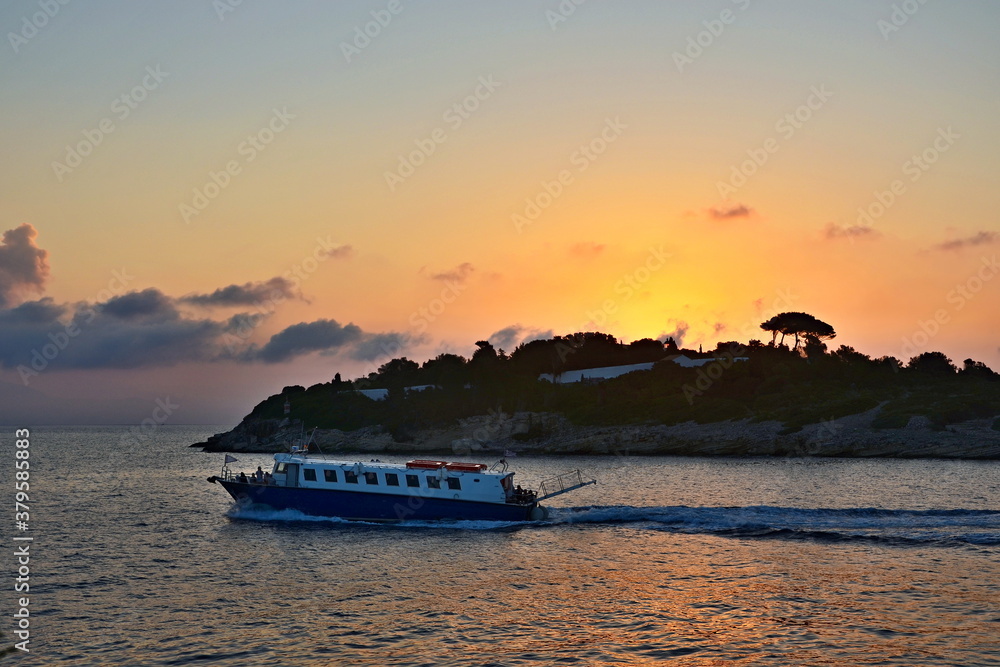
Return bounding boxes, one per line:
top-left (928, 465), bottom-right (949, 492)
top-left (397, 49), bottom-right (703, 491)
top-left (192, 408), bottom-right (1000, 459)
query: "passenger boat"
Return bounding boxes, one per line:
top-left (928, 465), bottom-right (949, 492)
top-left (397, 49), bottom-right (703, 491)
top-left (208, 451), bottom-right (595, 522)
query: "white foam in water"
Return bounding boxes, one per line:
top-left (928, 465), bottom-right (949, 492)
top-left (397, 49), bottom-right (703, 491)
top-left (545, 505), bottom-right (1000, 545)
top-left (227, 505), bottom-right (365, 525)
top-left (227, 502), bottom-right (1000, 544)
top-left (227, 504), bottom-right (527, 530)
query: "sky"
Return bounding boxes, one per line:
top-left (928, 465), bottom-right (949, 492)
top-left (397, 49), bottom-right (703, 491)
top-left (1, 0), bottom-right (998, 425)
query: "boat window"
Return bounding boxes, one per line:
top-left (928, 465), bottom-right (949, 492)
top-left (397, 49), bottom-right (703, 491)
top-left (446, 478), bottom-right (461, 490)
top-left (385, 473), bottom-right (399, 486)
top-left (345, 471), bottom-right (358, 484)
top-left (275, 463), bottom-right (287, 474)
top-left (324, 469), bottom-right (337, 483)
top-left (303, 468), bottom-right (316, 482)
top-left (405, 474), bottom-right (419, 488)
top-left (426, 477), bottom-right (441, 489)
top-left (364, 472), bottom-right (378, 485)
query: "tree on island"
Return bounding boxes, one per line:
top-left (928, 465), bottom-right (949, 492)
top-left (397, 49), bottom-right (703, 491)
top-left (422, 353), bottom-right (468, 392)
top-left (375, 357), bottom-right (421, 389)
top-left (961, 358), bottom-right (1000, 380)
top-left (907, 351), bottom-right (956, 375)
top-left (469, 340), bottom-right (505, 387)
top-left (760, 312), bottom-right (836, 350)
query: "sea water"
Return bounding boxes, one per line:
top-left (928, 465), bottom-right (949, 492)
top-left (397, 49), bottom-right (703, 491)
top-left (4, 425), bottom-right (999, 665)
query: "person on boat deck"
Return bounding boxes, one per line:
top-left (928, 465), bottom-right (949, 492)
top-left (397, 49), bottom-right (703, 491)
top-left (255, 466), bottom-right (264, 482)
top-left (238, 471), bottom-right (248, 483)
top-left (263, 471), bottom-right (273, 485)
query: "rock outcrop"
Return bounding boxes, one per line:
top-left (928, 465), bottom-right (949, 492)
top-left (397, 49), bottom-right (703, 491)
top-left (193, 407), bottom-right (1000, 459)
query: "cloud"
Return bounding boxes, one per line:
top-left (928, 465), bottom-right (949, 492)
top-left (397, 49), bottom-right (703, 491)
top-left (349, 331), bottom-right (423, 362)
top-left (0, 294), bottom-right (225, 371)
top-left (0, 235), bottom-right (411, 375)
top-left (101, 288), bottom-right (179, 320)
top-left (824, 222), bottom-right (880, 240)
top-left (180, 276), bottom-right (300, 307)
top-left (0, 299), bottom-right (70, 369)
top-left (0, 289), bottom-right (418, 373)
top-left (489, 324), bottom-right (554, 351)
top-left (223, 311), bottom-right (268, 334)
top-left (252, 319), bottom-right (364, 363)
top-left (933, 231), bottom-right (998, 252)
top-left (428, 262), bottom-right (475, 283)
top-left (248, 320), bottom-right (421, 364)
top-left (0, 224), bottom-right (50, 308)
top-left (708, 204), bottom-right (753, 220)
top-left (69, 311), bottom-right (224, 368)
top-left (0, 297), bottom-right (66, 324)
top-left (569, 242), bottom-right (606, 259)
top-left (659, 321), bottom-right (689, 347)
top-left (323, 244), bottom-right (354, 260)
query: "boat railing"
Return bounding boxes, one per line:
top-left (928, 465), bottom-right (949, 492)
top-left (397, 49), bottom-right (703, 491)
top-left (535, 470), bottom-right (596, 502)
top-left (215, 469), bottom-right (278, 486)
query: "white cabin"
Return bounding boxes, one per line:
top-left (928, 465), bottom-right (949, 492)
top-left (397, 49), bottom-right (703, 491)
top-left (269, 454), bottom-right (519, 505)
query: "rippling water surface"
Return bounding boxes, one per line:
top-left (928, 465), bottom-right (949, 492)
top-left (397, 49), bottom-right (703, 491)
top-left (9, 426), bottom-right (1000, 665)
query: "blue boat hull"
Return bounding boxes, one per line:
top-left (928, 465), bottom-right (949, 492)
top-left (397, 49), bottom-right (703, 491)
top-left (213, 479), bottom-right (537, 522)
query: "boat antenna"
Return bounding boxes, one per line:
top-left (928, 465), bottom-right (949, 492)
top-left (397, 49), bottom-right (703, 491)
top-left (306, 427), bottom-right (322, 455)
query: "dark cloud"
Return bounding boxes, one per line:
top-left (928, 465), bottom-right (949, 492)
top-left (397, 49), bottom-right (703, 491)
top-left (0, 299), bottom-right (70, 369)
top-left (489, 324), bottom-right (553, 351)
top-left (349, 331), bottom-right (423, 362)
top-left (934, 231), bottom-right (998, 252)
top-left (0, 224), bottom-right (50, 308)
top-left (0, 294), bottom-right (224, 372)
top-left (0, 297), bottom-right (66, 324)
top-left (252, 319), bottom-right (364, 363)
top-left (0, 238), bottom-right (419, 372)
top-left (223, 312), bottom-right (268, 334)
top-left (180, 276), bottom-right (299, 307)
top-left (66, 314), bottom-right (224, 369)
top-left (100, 288), bottom-right (178, 320)
top-left (824, 222), bottom-right (879, 240)
top-left (429, 262), bottom-right (475, 283)
top-left (708, 204), bottom-right (753, 220)
top-left (1, 288), bottom-right (416, 374)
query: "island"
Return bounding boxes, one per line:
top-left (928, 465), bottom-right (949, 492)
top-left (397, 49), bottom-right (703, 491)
top-left (194, 316), bottom-right (1000, 459)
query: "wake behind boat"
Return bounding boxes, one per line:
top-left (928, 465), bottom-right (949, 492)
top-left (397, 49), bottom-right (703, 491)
top-left (208, 451), bottom-right (595, 522)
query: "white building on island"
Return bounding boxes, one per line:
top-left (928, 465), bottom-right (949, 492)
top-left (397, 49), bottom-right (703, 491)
top-left (538, 354), bottom-right (748, 385)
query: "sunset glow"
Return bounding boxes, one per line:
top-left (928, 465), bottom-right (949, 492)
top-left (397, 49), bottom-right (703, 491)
top-left (1, 1), bottom-right (998, 423)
